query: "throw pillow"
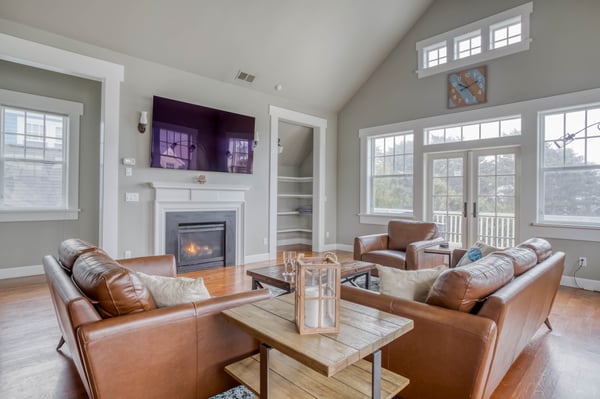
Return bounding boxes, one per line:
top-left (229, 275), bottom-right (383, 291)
top-left (455, 241), bottom-right (500, 267)
top-left (377, 264), bottom-right (448, 302)
top-left (136, 272), bottom-right (211, 307)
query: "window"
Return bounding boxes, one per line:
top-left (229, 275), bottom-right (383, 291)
top-left (426, 116), bottom-right (521, 145)
top-left (227, 138), bottom-right (251, 173)
top-left (424, 42), bottom-right (447, 68)
top-left (363, 132), bottom-right (414, 218)
top-left (455, 31), bottom-right (482, 59)
top-left (0, 89), bottom-right (82, 222)
top-left (539, 105), bottom-right (600, 227)
top-left (416, 2), bottom-right (532, 78)
top-left (490, 16), bottom-right (522, 49)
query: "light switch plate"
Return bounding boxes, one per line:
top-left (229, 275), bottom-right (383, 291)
top-left (125, 192), bottom-right (139, 202)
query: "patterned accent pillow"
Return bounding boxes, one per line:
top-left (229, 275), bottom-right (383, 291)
top-left (456, 241), bottom-right (500, 267)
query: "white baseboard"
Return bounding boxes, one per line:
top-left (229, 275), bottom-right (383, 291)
top-left (244, 253), bottom-right (271, 264)
top-left (333, 244), bottom-right (353, 252)
top-left (277, 238), bottom-right (312, 246)
top-left (560, 275), bottom-right (600, 292)
top-left (0, 264), bottom-right (44, 280)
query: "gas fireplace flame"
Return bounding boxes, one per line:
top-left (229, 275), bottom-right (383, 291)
top-left (183, 242), bottom-right (213, 256)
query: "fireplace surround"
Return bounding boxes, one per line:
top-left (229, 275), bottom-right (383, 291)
top-left (150, 182), bottom-right (248, 268)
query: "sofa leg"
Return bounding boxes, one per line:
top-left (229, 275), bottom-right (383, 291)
top-left (56, 336), bottom-right (65, 351)
top-left (544, 318), bottom-right (553, 331)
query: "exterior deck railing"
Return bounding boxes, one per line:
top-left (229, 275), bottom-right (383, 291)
top-left (433, 212), bottom-right (515, 248)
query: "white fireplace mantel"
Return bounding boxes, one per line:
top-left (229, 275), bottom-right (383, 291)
top-left (149, 182), bottom-right (249, 265)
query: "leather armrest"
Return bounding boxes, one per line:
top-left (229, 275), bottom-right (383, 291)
top-left (353, 233), bottom-right (389, 260)
top-left (117, 254), bottom-right (176, 277)
top-left (341, 285), bottom-right (497, 399)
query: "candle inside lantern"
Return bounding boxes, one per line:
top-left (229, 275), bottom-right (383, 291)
top-left (304, 286), bottom-right (320, 328)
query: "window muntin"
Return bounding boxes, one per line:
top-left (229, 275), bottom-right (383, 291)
top-left (540, 105), bottom-right (600, 226)
top-left (491, 17), bottom-right (522, 49)
top-left (425, 42), bottom-right (447, 68)
top-left (369, 132), bottom-right (414, 215)
top-left (1, 106), bottom-right (68, 209)
top-left (455, 31), bottom-right (482, 59)
top-left (426, 116), bottom-right (521, 145)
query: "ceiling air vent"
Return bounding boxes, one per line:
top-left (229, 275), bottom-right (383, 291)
top-left (236, 70), bottom-right (256, 83)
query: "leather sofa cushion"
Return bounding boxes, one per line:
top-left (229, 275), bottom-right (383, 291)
top-left (495, 247), bottom-right (538, 276)
top-left (426, 254), bottom-right (514, 313)
top-left (517, 237), bottom-right (552, 263)
top-left (388, 220), bottom-right (438, 251)
top-left (361, 250), bottom-right (406, 269)
top-left (59, 238), bottom-right (97, 272)
top-left (72, 251), bottom-right (156, 318)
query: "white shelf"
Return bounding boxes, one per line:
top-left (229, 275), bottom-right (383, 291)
top-left (277, 176), bottom-right (313, 183)
top-left (278, 194), bottom-right (312, 199)
top-left (277, 228), bottom-right (313, 234)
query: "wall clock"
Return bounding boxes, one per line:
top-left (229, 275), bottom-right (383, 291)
top-left (447, 65), bottom-right (487, 109)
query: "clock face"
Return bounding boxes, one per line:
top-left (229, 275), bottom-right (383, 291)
top-left (447, 65), bottom-right (487, 109)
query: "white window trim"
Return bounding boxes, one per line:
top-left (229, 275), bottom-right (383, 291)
top-left (359, 127), bottom-right (415, 225)
top-left (416, 2), bottom-right (532, 79)
top-left (0, 89), bottom-right (83, 222)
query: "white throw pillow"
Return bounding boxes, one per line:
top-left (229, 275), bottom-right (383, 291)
top-left (377, 264), bottom-right (447, 302)
top-left (455, 241), bottom-right (500, 267)
top-left (136, 272), bottom-right (211, 307)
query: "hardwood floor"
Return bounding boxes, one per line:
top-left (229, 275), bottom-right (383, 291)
top-left (1, 248), bottom-right (599, 398)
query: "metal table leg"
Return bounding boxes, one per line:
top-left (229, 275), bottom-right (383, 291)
top-left (260, 343), bottom-right (271, 399)
top-left (372, 349), bottom-right (381, 399)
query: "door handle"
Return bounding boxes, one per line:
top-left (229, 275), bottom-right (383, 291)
top-left (473, 202), bottom-right (477, 218)
top-left (463, 202), bottom-right (468, 218)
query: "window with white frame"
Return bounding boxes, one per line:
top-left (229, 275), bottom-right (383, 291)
top-left (0, 89), bottom-right (82, 222)
top-left (416, 2), bottom-right (532, 78)
top-left (365, 132), bottom-right (414, 216)
top-left (490, 16), bottom-right (522, 49)
top-left (539, 105), bottom-right (600, 227)
top-left (424, 41), bottom-right (447, 68)
top-left (455, 30), bottom-right (482, 59)
top-left (426, 116), bottom-right (521, 145)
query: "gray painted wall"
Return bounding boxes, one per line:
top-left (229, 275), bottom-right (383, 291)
top-left (337, 0), bottom-right (600, 282)
top-left (0, 60), bottom-right (101, 268)
top-left (0, 18), bottom-right (337, 268)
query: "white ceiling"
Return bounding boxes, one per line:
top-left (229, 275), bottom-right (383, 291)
top-left (0, 0), bottom-right (432, 112)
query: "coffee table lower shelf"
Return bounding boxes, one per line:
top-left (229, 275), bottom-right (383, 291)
top-left (225, 349), bottom-right (409, 399)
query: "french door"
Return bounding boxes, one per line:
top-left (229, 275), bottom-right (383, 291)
top-left (427, 148), bottom-right (519, 248)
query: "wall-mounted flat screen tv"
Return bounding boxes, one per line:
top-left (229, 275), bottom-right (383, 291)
top-left (150, 96), bottom-right (255, 174)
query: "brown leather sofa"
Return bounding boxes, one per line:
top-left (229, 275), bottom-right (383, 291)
top-left (43, 239), bottom-right (271, 399)
top-left (342, 237), bottom-right (565, 399)
top-left (354, 219), bottom-right (446, 269)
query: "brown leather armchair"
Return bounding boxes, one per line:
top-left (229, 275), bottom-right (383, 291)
top-left (354, 219), bottom-right (446, 270)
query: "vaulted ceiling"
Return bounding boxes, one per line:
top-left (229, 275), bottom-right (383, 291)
top-left (0, 0), bottom-right (433, 112)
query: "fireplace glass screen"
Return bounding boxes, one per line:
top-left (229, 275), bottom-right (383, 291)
top-left (177, 223), bottom-right (225, 269)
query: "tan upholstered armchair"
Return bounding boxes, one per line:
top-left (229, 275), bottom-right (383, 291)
top-left (354, 219), bottom-right (446, 270)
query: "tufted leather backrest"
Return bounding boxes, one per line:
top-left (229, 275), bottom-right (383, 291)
top-left (58, 238), bottom-right (98, 272)
top-left (426, 254), bottom-right (514, 313)
top-left (494, 247), bottom-right (538, 276)
top-left (72, 251), bottom-right (156, 318)
top-left (388, 220), bottom-right (438, 251)
top-left (517, 237), bottom-right (552, 263)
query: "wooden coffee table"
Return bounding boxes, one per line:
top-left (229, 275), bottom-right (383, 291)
top-left (247, 260), bottom-right (375, 293)
top-left (222, 293), bottom-right (412, 399)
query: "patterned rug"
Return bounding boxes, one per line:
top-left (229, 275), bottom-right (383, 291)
top-left (210, 276), bottom-right (379, 398)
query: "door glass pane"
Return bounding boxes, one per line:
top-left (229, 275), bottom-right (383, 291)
top-left (431, 156), bottom-right (464, 246)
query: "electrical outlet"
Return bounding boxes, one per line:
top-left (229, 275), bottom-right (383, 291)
top-left (125, 167), bottom-right (132, 177)
top-left (579, 257), bottom-right (588, 267)
top-left (124, 250), bottom-right (132, 258)
top-left (263, 237), bottom-right (268, 246)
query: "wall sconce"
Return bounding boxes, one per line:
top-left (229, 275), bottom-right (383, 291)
top-left (253, 135), bottom-right (259, 150)
top-left (278, 138), bottom-right (284, 154)
top-left (138, 111), bottom-right (148, 133)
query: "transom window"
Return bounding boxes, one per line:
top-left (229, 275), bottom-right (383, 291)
top-left (369, 132), bottom-right (414, 215)
top-left (539, 105), bottom-right (600, 226)
top-left (426, 116), bottom-right (521, 145)
top-left (491, 17), bottom-right (522, 49)
top-left (416, 2), bottom-right (532, 78)
top-left (0, 89), bottom-right (82, 222)
top-left (424, 42), bottom-right (447, 68)
top-left (455, 31), bottom-right (482, 59)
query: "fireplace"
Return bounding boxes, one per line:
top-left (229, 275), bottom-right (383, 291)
top-left (165, 211), bottom-right (236, 273)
